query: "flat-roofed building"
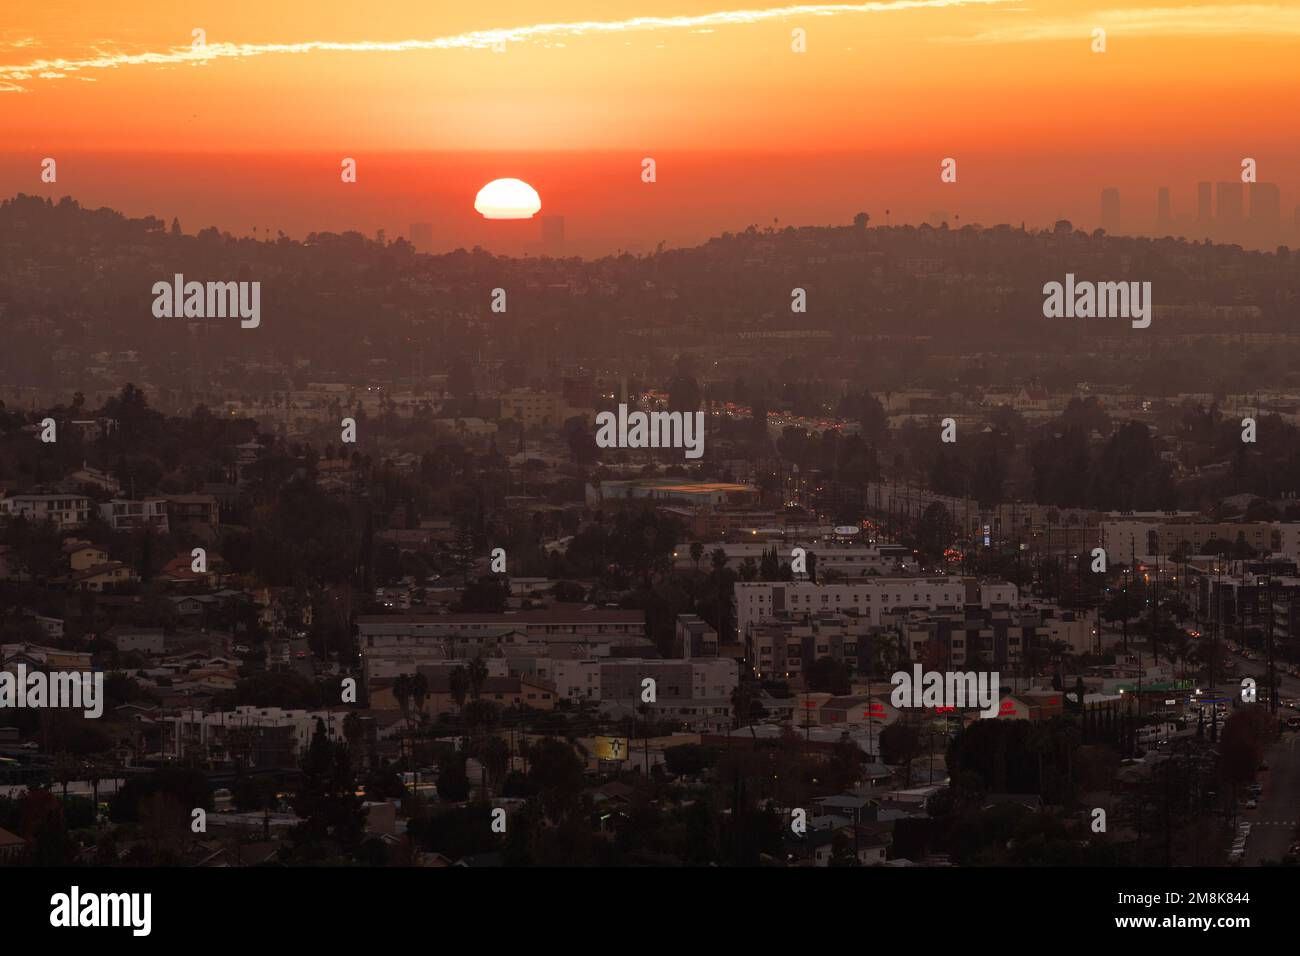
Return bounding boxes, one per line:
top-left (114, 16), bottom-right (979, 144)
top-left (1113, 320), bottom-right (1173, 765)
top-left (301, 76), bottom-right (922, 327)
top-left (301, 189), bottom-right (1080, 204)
top-left (498, 389), bottom-right (578, 429)
top-left (0, 494), bottom-right (91, 530)
top-left (734, 577), bottom-right (1017, 642)
top-left (160, 706), bottom-right (349, 765)
top-left (100, 497), bottom-right (170, 532)
top-left (358, 609), bottom-right (652, 684)
top-left (592, 479), bottom-right (759, 509)
top-left (167, 494), bottom-right (220, 536)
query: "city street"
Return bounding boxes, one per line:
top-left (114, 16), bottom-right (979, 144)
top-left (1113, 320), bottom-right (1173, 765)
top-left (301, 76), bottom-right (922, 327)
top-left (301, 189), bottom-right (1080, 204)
top-left (1243, 730), bottom-right (1300, 866)
top-left (1172, 637), bottom-right (1300, 707)
top-left (1222, 645), bottom-right (1300, 703)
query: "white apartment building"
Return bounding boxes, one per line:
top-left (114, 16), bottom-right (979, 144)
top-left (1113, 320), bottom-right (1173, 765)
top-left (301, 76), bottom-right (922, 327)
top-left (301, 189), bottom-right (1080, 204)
top-left (674, 542), bottom-right (917, 577)
top-left (1099, 518), bottom-right (1300, 561)
top-left (358, 610), bottom-right (654, 684)
top-left (1097, 520), bottom-right (1160, 562)
top-left (498, 389), bottom-right (585, 428)
top-left (160, 706), bottom-right (348, 762)
top-left (509, 657), bottom-right (739, 731)
top-left (1044, 615), bottom-right (1097, 656)
top-left (99, 497), bottom-right (170, 532)
top-left (357, 610), bottom-right (647, 644)
top-left (752, 614), bottom-right (872, 680)
top-left (363, 650), bottom-right (511, 683)
top-left (0, 494), bottom-right (91, 530)
top-left (734, 577), bottom-right (1018, 640)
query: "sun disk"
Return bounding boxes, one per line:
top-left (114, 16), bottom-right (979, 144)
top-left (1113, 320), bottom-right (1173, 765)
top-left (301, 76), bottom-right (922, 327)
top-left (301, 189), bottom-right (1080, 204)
top-left (475, 178), bottom-right (541, 220)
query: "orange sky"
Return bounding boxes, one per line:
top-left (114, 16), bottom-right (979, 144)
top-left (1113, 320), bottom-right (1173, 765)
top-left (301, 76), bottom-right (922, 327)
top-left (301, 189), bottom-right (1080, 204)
top-left (2, 1), bottom-right (1298, 250)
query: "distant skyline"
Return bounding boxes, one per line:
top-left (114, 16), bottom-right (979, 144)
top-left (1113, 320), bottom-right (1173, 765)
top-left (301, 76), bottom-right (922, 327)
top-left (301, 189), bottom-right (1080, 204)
top-left (1, 1), bottom-right (1298, 253)
top-left (3, 150), bottom-right (1298, 256)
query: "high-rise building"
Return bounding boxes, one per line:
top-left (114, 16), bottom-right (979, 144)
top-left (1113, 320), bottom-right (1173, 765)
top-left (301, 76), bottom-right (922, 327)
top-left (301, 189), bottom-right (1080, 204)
top-left (1216, 182), bottom-right (1244, 223)
top-left (1156, 187), bottom-right (1171, 227)
top-left (1197, 182), bottom-right (1213, 224)
top-left (1249, 183), bottom-right (1281, 228)
top-left (409, 222), bottom-right (433, 251)
top-left (1100, 188), bottom-right (1121, 233)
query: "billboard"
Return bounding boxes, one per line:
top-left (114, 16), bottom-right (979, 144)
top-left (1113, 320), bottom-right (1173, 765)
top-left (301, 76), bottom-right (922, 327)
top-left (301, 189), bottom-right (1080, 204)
top-left (594, 736), bottom-right (629, 761)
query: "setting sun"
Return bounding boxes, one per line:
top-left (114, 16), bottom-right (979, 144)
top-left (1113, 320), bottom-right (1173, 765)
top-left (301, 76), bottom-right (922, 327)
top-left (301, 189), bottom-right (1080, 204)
top-left (474, 178), bottom-right (541, 220)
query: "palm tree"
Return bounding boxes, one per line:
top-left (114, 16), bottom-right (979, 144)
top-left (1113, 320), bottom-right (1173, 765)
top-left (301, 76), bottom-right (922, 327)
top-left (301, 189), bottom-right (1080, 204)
top-left (410, 671), bottom-right (429, 720)
top-left (1185, 643), bottom-right (1203, 682)
top-left (1047, 639), bottom-right (1073, 681)
top-left (1170, 631), bottom-right (1192, 678)
top-left (1025, 722), bottom-right (1052, 801)
top-left (575, 695), bottom-right (597, 736)
top-left (54, 751), bottom-right (74, 799)
top-left (690, 541), bottom-right (704, 571)
top-left (730, 682), bottom-right (760, 742)
top-left (394, 674), bottom-right (412, 726)
top-left (342, 711), bottom-right (363, 770)
top-left (468, 657), bottom-right (489, 701)
top-left (478, 736), bottom-right (510, 792)
top-left (635, 702), bottom-right (654, 775)
top-left (86, 761), bottom-right (102, 815)
top-left (449, 665), bottom-right (470, 714)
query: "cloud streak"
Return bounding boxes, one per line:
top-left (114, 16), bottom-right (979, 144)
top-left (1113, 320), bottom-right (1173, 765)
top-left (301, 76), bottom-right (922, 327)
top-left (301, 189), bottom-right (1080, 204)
top-left (935, 3), bottom-right (1300, 43)
top-left (0, 0), bottom-right (1009, 92)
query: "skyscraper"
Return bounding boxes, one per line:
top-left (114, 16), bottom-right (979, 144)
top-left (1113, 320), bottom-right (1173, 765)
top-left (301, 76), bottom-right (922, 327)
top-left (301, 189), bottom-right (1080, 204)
top-left (1249, 183), bottom-right (1281, 228)
top-left (1216, 182), bottom-right (1244, 223)
top-left (1100, 188), bottom-right (1121, 234)
top-left (1156, 187), bottom-right (1171, 227)
top-left (1197, 182), bottom-right (1213, 224)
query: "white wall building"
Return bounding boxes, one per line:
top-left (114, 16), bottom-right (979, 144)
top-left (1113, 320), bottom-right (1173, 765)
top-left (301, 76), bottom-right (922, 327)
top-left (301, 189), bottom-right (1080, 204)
top-left (734, 577), bottom-right (1017, 640)
top-left (160, 706), bottom-right (348, 762)
top-left (99, 497), bottom-right (170, 532)
top-left (0, 494), bottom-right (91, 530)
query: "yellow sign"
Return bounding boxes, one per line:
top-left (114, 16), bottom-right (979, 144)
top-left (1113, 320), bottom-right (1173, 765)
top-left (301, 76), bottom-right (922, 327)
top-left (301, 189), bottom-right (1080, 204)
top-left (595, 736), bottom-right (629, 761)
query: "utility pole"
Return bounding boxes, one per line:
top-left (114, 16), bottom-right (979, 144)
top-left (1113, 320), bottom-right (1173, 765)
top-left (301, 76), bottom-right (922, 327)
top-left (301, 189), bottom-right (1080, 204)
top-left (1163, 752), bottom-right (1173, 867)
top-left (1266, 570), bottom-right (1277, 715)
top-left (1151, 553), bottom-right (1161, 666)
top-left (1206, 556), bottom-right (1216, 743)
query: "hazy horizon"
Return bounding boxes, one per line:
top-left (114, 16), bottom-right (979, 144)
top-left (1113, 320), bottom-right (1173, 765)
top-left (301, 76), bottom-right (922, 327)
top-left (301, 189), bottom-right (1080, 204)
top-left (3, 147), bottom-right (1298, 257)
top-left (4, 1), bottom-right (1299, 255)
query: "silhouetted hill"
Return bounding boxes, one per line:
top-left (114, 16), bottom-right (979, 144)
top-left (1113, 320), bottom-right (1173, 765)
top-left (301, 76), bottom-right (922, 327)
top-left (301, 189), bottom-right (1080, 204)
top-left (2, 193), bottom-right (1298, 397)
